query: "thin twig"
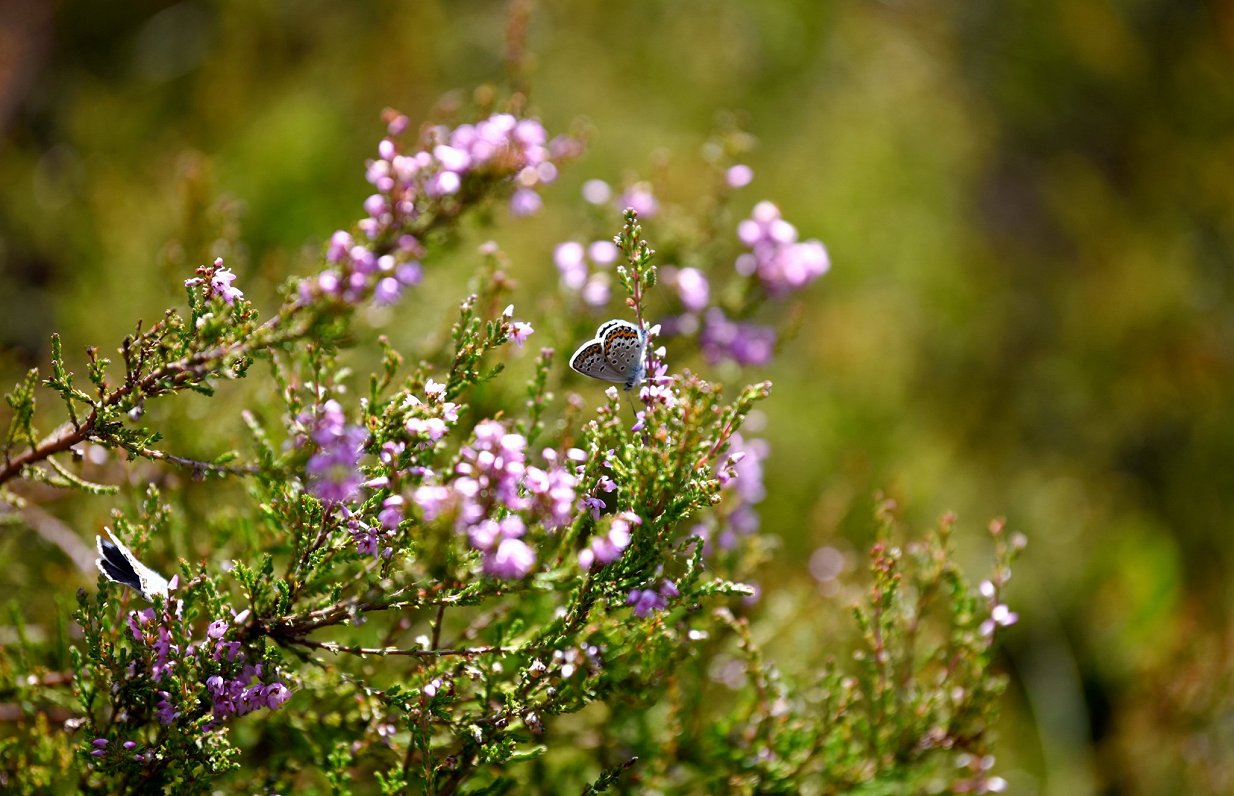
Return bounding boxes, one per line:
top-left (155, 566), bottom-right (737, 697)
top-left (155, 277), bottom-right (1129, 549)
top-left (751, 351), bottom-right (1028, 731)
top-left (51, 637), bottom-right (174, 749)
top-left (135, 447), bottom-right (259, 477)
top-left (289, 637), bottom-right (509, 659)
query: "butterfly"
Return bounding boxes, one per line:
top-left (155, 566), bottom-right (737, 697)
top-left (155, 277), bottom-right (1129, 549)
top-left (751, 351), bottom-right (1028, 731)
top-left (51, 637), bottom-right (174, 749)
top-left (569, 319), bottom-right (648, 391)
top-left (95, 527), bottom-right (170, 601)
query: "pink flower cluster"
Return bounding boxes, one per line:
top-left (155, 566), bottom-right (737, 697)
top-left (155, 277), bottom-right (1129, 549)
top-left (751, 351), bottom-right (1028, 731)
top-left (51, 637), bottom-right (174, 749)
top-left (304, 400), bottom-right (368, 505)
top-left (578, 511), bottom-right (638, 570)
top-left (403, 379), bottom-right (461, 445)
top-left (128, 601), bottom-right (182, 683)
top-left (126, 605), bottom-right (289, 728)
top-left (201, 612), bottom-right (291, 726)
top-left (553, 239), bottom-right (621, 306)
top-left (627, 579), bottom-right (678, 618)
top-left (303, 229), bottom-right (424, 306)
top-left (699, 308), bottom-right (776, 367)
top-left (736, 201), bottom-right (830, 297)
top-left (410, 114), bottom-right (564, 215)
top-left (663, 266), bottom-right (710, 313)
top-left (579, 178), bottom-right (659, 218)
top-left (469, 515), bottom-right (535, 579)
top-left (704, 433), bottom-right (769, 553)
top-left (301, 112), bottom-right (575, 306)
top-left (411, 420), bottom-right (582, 580)
top-left (183, 257), bottom-right (244, 305)
top-left (653, 199), bottom-right (827, 369)
top-left (347, 511), bottom-right (393, 559)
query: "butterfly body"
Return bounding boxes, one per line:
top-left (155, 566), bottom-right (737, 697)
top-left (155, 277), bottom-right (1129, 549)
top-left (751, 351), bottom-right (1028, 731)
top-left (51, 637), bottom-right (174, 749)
top-left (569, 319), bottom-right (647, 391)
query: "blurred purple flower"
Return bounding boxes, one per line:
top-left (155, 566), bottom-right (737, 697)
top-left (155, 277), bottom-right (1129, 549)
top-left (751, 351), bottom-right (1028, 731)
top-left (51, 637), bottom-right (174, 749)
top-left (485, 537), bottom-right (536, 579)
top-left (509, 188), bottom-right (543, 216)
top-left (554, 241), bottom-right (588, 291)
top-left (627, 580), bottom-right (678, 618)
top-left (582, 179), bottom-right (612, 205)
top-left (726, 164), bottom-right (754, 188)
top-left (735, 201), bottom-right (829, 297)
top-left (578, 512), bottom-right (637, 569)
top-left (306, 400), bottom-right (367, 505)
top-left (619, 182), bottom-right (659, 217)
top-left (670, 266), bottom-right (710, 312)
top-left (699, 308), bottom-right (776, 366)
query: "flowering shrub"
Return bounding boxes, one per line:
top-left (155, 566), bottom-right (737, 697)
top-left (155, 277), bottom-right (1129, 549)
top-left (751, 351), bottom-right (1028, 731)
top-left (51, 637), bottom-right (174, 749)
top-left (0, 97), bottom-right (1020, 793)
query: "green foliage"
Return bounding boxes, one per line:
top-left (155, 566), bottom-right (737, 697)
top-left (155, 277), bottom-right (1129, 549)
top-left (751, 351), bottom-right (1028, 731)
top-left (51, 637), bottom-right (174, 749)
top-left (0, 37), bottom-right (1019, 796)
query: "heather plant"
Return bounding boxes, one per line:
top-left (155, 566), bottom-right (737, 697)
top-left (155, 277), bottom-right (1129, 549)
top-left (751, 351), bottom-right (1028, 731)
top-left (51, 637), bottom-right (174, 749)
top-left (0, 96), bottom-right (1020, 794)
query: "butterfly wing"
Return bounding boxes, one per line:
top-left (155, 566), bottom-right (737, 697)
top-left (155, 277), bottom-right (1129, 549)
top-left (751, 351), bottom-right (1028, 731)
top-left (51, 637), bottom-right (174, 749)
top-left (569, 338), bottom-right (627, 384)
top-left (96, 528), bottom-right (170, 601)
top-left (595, 319), bottom-right (626, 340)
top-left (600, 322), bottom-right (647, 390)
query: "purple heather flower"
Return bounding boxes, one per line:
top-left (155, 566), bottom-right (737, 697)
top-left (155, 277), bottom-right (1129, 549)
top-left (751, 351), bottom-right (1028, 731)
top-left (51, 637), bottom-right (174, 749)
top-left (430, 170), bottom-right (461, 196)
top-left (588, 240), bottom-right (619, 265)
top-left (582, 495), bottom-right (606, 520)
top-left (554, 241), bottom-right (588, 290)
top-left (671, 267), bottom-right (710, 312)
top-left (509, 320), bottom-right (534, 347)
top-left (396, 261), bottom-right (423, 286)
top-left (326, 231), bottom-right (352, 263)
top-left (209, 260), bottom-right (244, 304)
top-left (406, 415), bottom-right (449, 443)
top-left (469, 515), bottom-right (525, 551)
top-left (92, 738), bottom-right (109, 748)
top-left (414, 485), bottom-right (452, 520)
top-left (155, 692), bottom-right (179, 725)
top-left (726, 164), bottom-right (754, 188)
top-left (379, 495), bottom-right (404, 530)
top-left (627, 588), bottom-right (666, 618)
top-left (349, 516), bottom-right (387, 557)
top-left (582, 273), bottom-right (611, 307)
top-left (485, 537), bottom-right (536, 579)
top-left (981, 604), bottom-right (1019, 637)
top-left (525, 463), bottom-right (580, 530)
top-left (374, 277), bottom-right (402, 304)
top-left (363, 193), bottom-right (388, 218)
top-left (619, 183), bottom-right (659, 217)
top-left (513, 118), bottom-right (547, 147)
top-left (265, 682), bottom-right (291, 709)
top-left (637, 358), bottom-right (677, 408)
top-left (509, 188), bottom-right (543, 216)
top-left (306, 400), bottom-right (367, 505)
top-left (387, 114), bottom-right (409, 135)
top-left (699, 308), bottom-right (776, 366)
top-left (578, 512), bottom-right (636, 569)
top-left (582, 178), bottom-right (612, 205)
top-left (306, 113), bottom-right (569, 307)
top-left (734, 201), bottom-right (829, 297)
top-left (207, 619), bottom-right (229, 639)
top-left (433, 144), bottom-right (471, 173)
top-left (719, 434), bottom-right (769, 504)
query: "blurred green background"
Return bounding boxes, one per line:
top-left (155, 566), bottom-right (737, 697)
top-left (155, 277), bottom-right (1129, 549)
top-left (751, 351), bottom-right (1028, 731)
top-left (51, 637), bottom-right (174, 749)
top-left (3, 1), bottom-right (1233, 793)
